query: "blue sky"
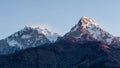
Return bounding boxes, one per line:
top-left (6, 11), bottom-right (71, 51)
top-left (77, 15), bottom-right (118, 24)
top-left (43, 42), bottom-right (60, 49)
top-left (0, 0), bottom-right (120, 39)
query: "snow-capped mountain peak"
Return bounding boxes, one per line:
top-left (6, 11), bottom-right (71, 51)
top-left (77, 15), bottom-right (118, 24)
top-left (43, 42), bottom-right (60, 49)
top-left (0, 25), bottom-right (60, 54)
top-left (24, 25), bottom-right (60, 42)
top-left (80, 16), bottom-right (100, 28)
top-left (64, 16), bottom-right (114, 45)
top-left (26, 25), bottom-right (47, 30)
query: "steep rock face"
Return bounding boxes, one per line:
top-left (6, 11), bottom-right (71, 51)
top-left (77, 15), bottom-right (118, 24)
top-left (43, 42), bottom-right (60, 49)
top-left (64, 16), bottom-right (114, 45)
top-left (0, 26), bottom-right (59, 54)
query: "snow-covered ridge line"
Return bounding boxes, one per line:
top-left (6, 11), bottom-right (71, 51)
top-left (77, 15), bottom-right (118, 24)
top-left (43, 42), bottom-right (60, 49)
top-left (25, 25), bottom-right (47, 29)
top-left (24, 25), bottom-right (60, 42)
top-left (64, 16), bottom-right (115, 45)
top-left (81, 16), bottom-right (100, 27)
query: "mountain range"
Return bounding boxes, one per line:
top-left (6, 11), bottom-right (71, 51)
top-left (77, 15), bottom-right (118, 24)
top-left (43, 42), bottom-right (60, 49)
top-left (0, 16), bottom-right (120, 68)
